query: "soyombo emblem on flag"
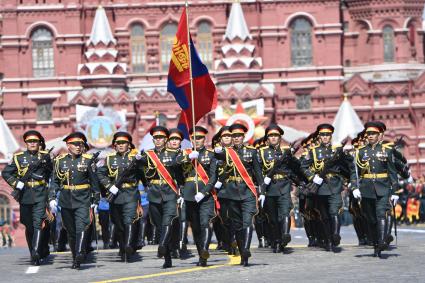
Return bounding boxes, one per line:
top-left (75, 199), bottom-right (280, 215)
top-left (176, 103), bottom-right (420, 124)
top-left (167, 7), bottom-right (217, 138)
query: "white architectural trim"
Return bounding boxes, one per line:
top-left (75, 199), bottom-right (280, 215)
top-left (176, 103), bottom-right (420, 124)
top-left (3, 86), bottom-right (82, 93)
top-left (24, 21), bottom-right (59, 38)
top-left (27, 94), bottom-right (61, 100)
top-left (262, 76), bottom-right (344, 83)
top-left (284, 12), bottom-right (318, 28)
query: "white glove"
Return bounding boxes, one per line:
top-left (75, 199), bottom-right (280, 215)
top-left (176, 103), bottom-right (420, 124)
top-left (264, 177), bottom-right (271, 185)
top-left (189, 151), bottom-right (199, 160)
top-left (177, 197), bottom-right (184, 206)
top-left (353, 189), bottom-right (361, 199)
top-left (214, 147), bottom-right (223, 154)
top-left (258, 195), bottom-right (266, 208)
top-left (16, 181), bottom-right (25, 190)
top-left (390, 195), bottom-right (399, 206)
top-left (313, 175), bottom-right (324, 185)
top-left (214, 181), bottom-right (223, 189)
top-left (407, 176), bottom-right (414, 184)
top-left (195, 192), bottom-right (205, 203)
top-left (49, 200), bottom-right (57, 214)
top-left (109, 185), bottom-right (119, 195)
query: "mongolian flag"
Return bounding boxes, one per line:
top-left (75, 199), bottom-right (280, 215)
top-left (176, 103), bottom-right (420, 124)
top-left (167, 7), bottom-right (217, 138)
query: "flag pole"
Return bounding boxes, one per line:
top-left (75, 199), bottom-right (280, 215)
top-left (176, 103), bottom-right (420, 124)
top-left (185, 1), bottom-right (199, 193)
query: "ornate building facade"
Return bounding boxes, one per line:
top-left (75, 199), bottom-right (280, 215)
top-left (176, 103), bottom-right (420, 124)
top-left (1, 0), bottom-right (425, 244)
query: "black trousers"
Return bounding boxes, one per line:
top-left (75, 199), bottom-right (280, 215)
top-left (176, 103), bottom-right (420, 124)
top-left (61, 206), bottom-right (91, 247)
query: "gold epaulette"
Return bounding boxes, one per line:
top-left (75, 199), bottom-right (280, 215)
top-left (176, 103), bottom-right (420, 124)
top-left (207, 148), bottom-right (214, 153)
top-left (281, 145), bottom-right (290, 150)
top-left (107, 152), bottom-right (116, 157)
top-left (245, 145), bottom-right (256, 149)
top-left (14, 151), bottom-right (24, 156)
top-left (55, 153), bottom-right (67, 161)
top-left (39, 150), bottom-right (48, 154)
top-left (166, 148), bottom-right (178, 152)
top-left (259, 145), bottom-right (269, 151)
top-left (382, 143), bottom-right (393, 150)
top-left (332, 144), bottom-right (342, 150)
top-left (82, 153), bottom-right (93, 159)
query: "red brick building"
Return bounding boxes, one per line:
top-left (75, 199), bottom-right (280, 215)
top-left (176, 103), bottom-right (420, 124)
top-left (1, 0), bottom-right (425, 245)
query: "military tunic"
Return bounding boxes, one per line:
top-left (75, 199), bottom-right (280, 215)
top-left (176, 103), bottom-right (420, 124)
top-left (258, 145), bottom-right (293, 223)
top-left (3, 150), bottom-right (52, 230)
top-left (50, 153), bottom-right (99, 236)
top-left (140, 148), bottom-right (179, 227)
top-left (213, 145), bottom-right (263, 231)
top-left (300, 143), bottom-right (346, 216)
top-left (177, 147), bottom-right (216, 230)
top-left (97, 149), bottom-right (143, 227)
top-left (354, 142), bottom-right (399, 220)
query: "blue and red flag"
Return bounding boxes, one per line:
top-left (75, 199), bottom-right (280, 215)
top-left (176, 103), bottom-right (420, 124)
top-left (167, 7), bottom-right (217, 138)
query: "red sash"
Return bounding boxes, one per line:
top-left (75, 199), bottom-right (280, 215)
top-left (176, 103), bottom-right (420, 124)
top-left (185, 149), bottom-right (220, 210)
top-left (227, 148), bottom-right (258, 198)
top-left (146, 150), bottom-right (178, 195)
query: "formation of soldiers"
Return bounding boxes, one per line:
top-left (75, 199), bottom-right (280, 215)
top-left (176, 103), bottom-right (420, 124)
top-left (2, 120), bottom-right (410, 269)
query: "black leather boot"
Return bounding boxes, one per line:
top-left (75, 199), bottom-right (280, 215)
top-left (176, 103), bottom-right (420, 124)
top-left (74, 231), bottom-right (86, 269)
top-left (281, 216), bottom-right (292, 249)
top-left (109, 224), bottom-right (118, 249)
top-left (385, 214), bottom-right (394, 246)
top-left (241, 227), bottom-right (253, 267)
top-left (163, 249), bottom-right (172, 269)
top-left (331, 215), bottom-right (341, 248)
top-left (377, 218), bottom-right (387, 252)
top-left (124, 224), bottom-right (135, 259)
top-left (200, 227), bottom-right (213, 261)
top-left (136, 220), bottom-right (146, 250)
top-left (31, 229), bottom-right (42, 266)
top-left (158, 225), bottom-right (172, 258)
top-left (235, 230), bottom-right (244, 265)
top-left (179, 221), bottom-right (189, 259)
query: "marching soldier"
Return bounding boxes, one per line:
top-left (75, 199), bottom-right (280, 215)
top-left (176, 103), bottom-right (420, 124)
top-left (208, 126), bottom-right (237, 255)
top-left (97, 132), bottom-right (143, 261)
top-left (176, 126), bottom-right (217, 266)
top-left (211, 123), bottom-right (263, 266)
top-left (167, 128), bottom-right (189, 259)
top-left (258, 124), bottom-right (293, 253)
top-left (139, 126), bottom-right (180, 268)
top-left (2, 130), bottom-right (53, 265)
top-left (351, 122), bottom-right (399, 257)
top-left (49, 132), bottom-right (100, 269)
top-left (301, 124), bottom-right (353, 252)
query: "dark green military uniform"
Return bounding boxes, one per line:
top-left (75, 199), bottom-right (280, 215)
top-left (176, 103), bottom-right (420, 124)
top-left (212, 123), bottom-right (263, 266)
top-left (259, 144), bottom-right (293, 250)
top-left (301, 123), bottom-right (353, 251)
top-left (97, 147), bottom-right (143, 260)
top-left (140, 127), bottom-right (179, 268)
top-left (177, 144), bottom-right (216, 266)
top-left (353, 126), bottom-right (399, 256)
top-left (3, 148), bottom-right (52, 264)
top-left (49, 134), bottom-right (99, 269)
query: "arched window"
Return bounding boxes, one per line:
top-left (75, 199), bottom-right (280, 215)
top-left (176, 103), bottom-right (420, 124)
top-left (31, 28), bottom-right (55, 77)
top-left (383, 25), bottom-right (395, 62)
top-left (197, 22), bottom-right (213, 69)
top-left (130, 24), bottom-right (146, 73)
top-left (160, 23), bottom-right (177, 71)
top-left (290, 18), bottom-right (312, 66)
top-left (0, 195), bottom-right (10, 224)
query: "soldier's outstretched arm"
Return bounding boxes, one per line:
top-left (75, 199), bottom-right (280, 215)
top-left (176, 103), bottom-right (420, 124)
top-left (2, 156), bottom-right (19, 188)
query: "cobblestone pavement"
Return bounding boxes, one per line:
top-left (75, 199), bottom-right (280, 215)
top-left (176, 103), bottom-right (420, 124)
top-left (1, 226), bottom-right (423, 283)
